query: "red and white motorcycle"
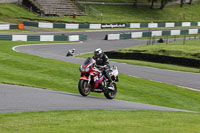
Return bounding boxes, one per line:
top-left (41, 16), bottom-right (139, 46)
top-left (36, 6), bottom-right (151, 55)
top-left (78, 57), bottom-right (119, 99)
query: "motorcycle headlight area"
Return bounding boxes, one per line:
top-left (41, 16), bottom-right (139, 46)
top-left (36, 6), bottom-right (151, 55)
top-left (80, 66), bottom-right (90, 72)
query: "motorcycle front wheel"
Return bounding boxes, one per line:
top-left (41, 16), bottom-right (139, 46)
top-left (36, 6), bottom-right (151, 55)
top-left (78, 79), bottom-right (90, 96)
top-left (104, 83), bottom-right (117, 99)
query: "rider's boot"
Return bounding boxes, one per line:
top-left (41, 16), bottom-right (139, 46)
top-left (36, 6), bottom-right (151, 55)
top-left (107, 76), bottom-right (114, 91)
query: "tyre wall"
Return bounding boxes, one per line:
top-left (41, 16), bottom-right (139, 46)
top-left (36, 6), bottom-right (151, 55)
top-left (105, 51), bottom-right (200, 68)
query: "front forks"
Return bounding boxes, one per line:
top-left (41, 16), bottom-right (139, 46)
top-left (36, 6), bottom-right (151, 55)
top-left (87, 75), bottom-right (93, 89)
top-left (88, 75), bottom-right (91, 84)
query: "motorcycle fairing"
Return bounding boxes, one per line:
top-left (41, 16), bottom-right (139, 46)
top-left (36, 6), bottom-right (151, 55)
top-left (80, 76), bottom-right (88, 80)
top-left (94, 74), bottom-right (104, 89)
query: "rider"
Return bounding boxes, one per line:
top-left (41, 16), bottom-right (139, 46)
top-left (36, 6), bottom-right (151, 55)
top-left (66, 48), bottom-right (75, 56)
top-left (93, 48), bottom-right (114, 90)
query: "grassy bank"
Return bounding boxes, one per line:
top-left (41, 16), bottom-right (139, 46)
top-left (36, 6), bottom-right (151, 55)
top-left (0, 41), bottom-right (200, 111)
top-left (118, 39), bottom-right (200, 60)
top-left (0, 110), bottom-right (200, 132)
top-left (86, 2), bottom-right (200, 23)
top-left (1, 2), bottom-right (200, 23)
top-left (0, 3), bottom-right (38, 24)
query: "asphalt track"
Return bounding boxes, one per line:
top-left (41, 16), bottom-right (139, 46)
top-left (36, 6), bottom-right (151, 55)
top-left (1, 83), bottom-right (193, 113)
top-left (1, 30), bottom-right (199, 113)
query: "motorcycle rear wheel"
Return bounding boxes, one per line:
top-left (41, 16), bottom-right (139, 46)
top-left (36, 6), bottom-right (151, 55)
top-left (78, 79), bottom-right (90, 96)
top-left (104, 83), bottom-right (117, 99)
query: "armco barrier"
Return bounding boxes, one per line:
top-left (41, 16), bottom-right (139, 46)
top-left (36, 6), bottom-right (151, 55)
top-left (23, 21), bottom-right (200, 29)
top-left (105, 28), bottom-right (200, 40)
top-left (0, 34), bottom-right (87, 41)
top-left (105, 51), bottom-right (200, 68)
top-left (0, 24), bottom-right (22, 30)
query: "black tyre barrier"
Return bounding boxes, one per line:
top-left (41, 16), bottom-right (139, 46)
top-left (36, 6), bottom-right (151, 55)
top-left (105, 51), bottom-right (200, 68)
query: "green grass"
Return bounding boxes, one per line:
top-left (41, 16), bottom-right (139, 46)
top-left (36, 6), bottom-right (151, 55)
top-left (1, 2), bottom-right (200, 23)
top-left (118, 39), bottom-right (200, 60)
top-left (0, 110), bottom-right (200, 132)
top-left (0, 3), bottom-right (38, 24)
top-left (0, 29), bottom-right (35, 33)
top-left (1, 41), bottom-right (200, 112)
top-left (83, 2), bottom-right (200, 23)
top-left (0, 41), bottom-right (79, 93)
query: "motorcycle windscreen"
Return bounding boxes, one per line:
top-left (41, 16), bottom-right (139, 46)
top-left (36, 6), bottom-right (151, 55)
top-left (83, 57), bottom-right (95, 65)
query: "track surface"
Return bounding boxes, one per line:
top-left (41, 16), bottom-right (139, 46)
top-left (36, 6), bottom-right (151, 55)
top-left (1, 83), bottom-right (192, 113)
top-left (0, 30), bottom-right (199, 113)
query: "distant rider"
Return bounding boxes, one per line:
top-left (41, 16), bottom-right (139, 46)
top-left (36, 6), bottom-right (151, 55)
top-left (93, 48), bottom-right (114, 90)
top-left (66, 48), bottom-right (75, 56)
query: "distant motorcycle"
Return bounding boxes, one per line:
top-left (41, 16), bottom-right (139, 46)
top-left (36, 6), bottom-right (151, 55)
top-left (66, 49), bottom-right (75, 56)
top-left (78, 57), bottom-right (119, 99)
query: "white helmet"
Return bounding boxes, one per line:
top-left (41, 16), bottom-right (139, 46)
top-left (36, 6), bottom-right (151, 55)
top-left (94, 48), bottom-right (103, 58)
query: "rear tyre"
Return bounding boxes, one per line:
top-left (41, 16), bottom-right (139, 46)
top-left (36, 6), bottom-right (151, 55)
top-left (78, 79), bottom-right (90, 96)
top-left (104, 83), bottom-right (117, 99)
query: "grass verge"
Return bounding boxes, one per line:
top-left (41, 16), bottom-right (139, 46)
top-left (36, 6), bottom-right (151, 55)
top-left (0, 41), bottom-right (200, 111)
top-left (0, 110), bottom-right (200, 132)
top-left (0, 29), bottom-right (35, 33)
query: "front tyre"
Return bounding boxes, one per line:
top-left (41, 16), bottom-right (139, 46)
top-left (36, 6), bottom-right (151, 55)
top-left (104, 83), bottom-right (117, 99)
top-left (78, 79), bottom-right (90, 96)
